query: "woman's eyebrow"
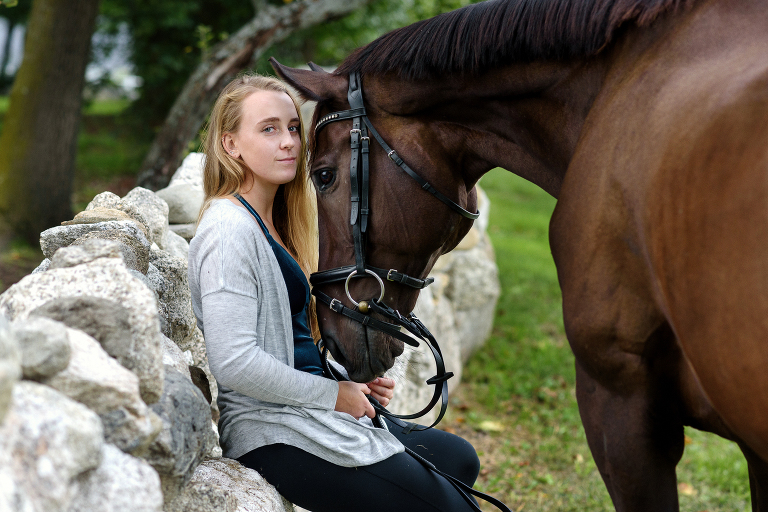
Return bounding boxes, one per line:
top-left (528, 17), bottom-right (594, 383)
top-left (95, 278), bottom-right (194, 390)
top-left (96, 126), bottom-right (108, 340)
top-left (257, 116), bottom-right (301, 124)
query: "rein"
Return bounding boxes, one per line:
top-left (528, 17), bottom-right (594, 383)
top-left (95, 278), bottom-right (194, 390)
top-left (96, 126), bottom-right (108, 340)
top-left (309, 72), bottom-right (479, 432)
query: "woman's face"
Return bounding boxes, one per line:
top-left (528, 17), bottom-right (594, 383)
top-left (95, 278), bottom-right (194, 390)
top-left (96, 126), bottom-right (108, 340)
top-left (227, 90), bottom-right (301, 189)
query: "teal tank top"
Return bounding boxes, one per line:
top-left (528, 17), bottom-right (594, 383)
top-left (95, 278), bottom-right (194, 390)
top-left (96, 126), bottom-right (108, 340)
top-left (234, 194), bottom-right (324, 375)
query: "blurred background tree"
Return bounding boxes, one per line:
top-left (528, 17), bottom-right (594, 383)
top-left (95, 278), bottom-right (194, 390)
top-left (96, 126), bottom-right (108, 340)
top-left (0, 0), bottom-right (100, 244)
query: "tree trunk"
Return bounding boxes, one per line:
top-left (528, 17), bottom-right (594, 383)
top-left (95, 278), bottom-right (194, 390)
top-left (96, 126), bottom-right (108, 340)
top-left (0, 0), bottom-right (100, 244)
top-left (137, 0), bottom-right (374, 190)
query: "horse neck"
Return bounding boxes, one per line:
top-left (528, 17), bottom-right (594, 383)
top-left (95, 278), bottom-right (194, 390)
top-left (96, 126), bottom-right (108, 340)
top-left (368, 59), bottom-right (609, 199)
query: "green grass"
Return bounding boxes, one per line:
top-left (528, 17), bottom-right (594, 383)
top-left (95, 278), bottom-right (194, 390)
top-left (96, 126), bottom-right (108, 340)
top-left (448, 168), bottom-right (751, 511)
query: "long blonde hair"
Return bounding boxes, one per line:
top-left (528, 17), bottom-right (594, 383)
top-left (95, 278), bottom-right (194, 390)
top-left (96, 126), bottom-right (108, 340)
top-left (199, 73), bottom-right (320, 338)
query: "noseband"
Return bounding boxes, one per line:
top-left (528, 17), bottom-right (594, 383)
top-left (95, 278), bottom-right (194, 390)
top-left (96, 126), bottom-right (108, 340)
top-left (310, 72), bottom-right (480, 432)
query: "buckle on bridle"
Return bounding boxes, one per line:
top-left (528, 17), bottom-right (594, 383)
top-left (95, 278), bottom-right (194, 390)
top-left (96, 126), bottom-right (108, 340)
top-left (329, 298), bottom-right (343, 312)
top-left (350, 128), bottom-right (362, 135)
top-left (386, 269), bottom-right (397, 281)
top-left (387, 150), bottom-right (398, 161)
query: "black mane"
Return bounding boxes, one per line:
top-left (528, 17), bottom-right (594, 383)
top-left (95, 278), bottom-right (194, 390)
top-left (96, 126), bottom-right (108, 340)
top-left (335, 0), bottom-right (691, 80)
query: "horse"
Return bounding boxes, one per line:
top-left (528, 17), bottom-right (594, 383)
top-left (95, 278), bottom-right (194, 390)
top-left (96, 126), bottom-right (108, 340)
top-left (271, 0), bottom-right (768, 509)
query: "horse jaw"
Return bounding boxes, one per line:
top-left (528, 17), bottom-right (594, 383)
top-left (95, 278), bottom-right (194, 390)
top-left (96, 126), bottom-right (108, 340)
top-left (321, 315), bottom-right (404, 382)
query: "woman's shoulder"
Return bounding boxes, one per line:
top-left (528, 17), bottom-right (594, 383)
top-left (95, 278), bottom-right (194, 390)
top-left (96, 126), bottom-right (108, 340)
top-left (191, 199), bottom-right (270, 262)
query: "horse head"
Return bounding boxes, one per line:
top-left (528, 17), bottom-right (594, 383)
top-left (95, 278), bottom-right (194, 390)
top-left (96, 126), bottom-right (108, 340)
top-left (272, 60), bottom-right (477, 382)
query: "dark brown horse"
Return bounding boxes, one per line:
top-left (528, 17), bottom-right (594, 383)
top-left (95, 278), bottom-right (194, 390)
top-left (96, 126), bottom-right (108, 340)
top-left (272, 0), bottom-right (768, 509)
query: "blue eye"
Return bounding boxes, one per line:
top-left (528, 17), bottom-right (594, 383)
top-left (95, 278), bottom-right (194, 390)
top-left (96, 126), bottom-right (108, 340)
top-left (289, 125), bottom-right (299, 132)
top-left (263, 126), bottom-right (275, 133)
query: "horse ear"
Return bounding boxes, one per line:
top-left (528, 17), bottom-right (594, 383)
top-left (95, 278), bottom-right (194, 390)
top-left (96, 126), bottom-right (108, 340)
top-left (307, 62), bottom-right (327, 74)
top-left (270, 58), bottom-right (345, 103)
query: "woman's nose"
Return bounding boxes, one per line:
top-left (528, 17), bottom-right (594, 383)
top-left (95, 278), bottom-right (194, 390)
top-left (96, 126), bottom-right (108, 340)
top-left (280, 131), bottom-right (295, 149)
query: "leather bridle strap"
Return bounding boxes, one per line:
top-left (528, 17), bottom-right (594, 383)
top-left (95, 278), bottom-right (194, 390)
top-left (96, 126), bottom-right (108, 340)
top-left (313, 290), bottom-right (419, 348)
top-left (361, 116), bottom-right (479, 220)
top-left (311, 265), bottom-right (434, 289)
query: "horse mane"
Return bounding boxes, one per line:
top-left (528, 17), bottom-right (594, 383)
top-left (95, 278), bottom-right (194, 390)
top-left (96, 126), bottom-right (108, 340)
top-left (334, 0), bottom-right (692, 80)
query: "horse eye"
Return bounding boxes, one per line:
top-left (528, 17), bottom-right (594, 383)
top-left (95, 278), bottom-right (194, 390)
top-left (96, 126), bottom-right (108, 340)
top-left (312, 168), bottom-right (336, 191)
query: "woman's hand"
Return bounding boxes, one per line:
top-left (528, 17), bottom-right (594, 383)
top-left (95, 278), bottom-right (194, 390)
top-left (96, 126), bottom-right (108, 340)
top-left (367, 377), bottom-right (395, 407)
top-left (335, 381), bottom-right (375, 419)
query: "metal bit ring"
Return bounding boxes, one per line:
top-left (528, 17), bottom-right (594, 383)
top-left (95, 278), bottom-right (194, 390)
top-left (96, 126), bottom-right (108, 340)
top-left (345, 269), bottom-right (385, 308)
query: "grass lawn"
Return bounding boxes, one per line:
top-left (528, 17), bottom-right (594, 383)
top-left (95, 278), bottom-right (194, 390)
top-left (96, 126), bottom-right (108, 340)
top-left (438, 168), bottom-right (752, 511)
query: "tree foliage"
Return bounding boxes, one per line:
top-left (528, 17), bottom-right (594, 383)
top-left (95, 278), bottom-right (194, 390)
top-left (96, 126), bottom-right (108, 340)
top-left (99, 0), bottom-right (254, 130)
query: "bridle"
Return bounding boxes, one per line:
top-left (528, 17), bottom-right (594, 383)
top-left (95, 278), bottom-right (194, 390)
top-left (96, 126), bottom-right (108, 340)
top-left (309, 72), bottom-right (480, 433)
top-left (308, 72), bottom-right (513, 512)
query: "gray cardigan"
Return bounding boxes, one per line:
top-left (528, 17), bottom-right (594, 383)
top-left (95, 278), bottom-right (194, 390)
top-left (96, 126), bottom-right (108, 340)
top-left (188, 199), bottom-right (403, 466)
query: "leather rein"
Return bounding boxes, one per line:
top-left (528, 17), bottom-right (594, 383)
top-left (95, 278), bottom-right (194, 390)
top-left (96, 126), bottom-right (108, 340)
top-left (310, 72), bottom-right (479, 433)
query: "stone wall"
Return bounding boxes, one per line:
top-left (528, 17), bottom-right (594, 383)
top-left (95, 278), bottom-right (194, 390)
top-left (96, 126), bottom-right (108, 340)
top-left (0, 153), bottom-right (499, 511)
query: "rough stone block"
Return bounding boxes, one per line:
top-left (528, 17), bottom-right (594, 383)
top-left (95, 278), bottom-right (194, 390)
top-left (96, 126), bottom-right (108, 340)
top-left (68, 444), bottom-right (163, 512)
top-left (123, 187), bottom-right (169, 246)
top-left (165, 458), bottom-right (293, 512)
top-left (156, 182), bottom-right (204, 225)
top-left (40, 220), bottom-right (151, 260)
top-left (43, 328), bottom-right (161, 454)
top-left (0, 257), bottom-right (165, 404)
top-left (146, 368), bottom-right (215, 504)
top-left (12, 316), bottom-right (71, 380)
top-left (0, 314), bottom-right (20, 423)
top-left (0, 382), bottom-right (103, 512)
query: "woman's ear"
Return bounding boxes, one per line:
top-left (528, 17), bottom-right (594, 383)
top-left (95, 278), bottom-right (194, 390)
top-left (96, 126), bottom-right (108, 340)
top-left (222, 133), bottom-right (240, 158)
top-left (270, 58), bottom-right (347, 103)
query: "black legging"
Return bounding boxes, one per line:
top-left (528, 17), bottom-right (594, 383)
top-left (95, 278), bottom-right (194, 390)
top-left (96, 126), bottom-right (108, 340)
top-left (237, 418), bottom-right (481, 512)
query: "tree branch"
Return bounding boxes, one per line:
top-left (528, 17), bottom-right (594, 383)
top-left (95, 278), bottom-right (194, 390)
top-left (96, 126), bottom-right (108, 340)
top-left (137, 0), bottom-right (374, 190)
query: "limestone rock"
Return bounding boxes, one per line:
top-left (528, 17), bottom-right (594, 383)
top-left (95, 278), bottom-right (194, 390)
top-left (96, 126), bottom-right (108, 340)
top-left (0, 314), bottom-right (20, 423)
top-left (68, 444), bottom-right (163, 512)
top-left (0, 257), bottom-right (165, 404)
top-left (169, 223), bottom-right (196, 242)
top-left (62, 206), bottom-right (151, 240)
top-left (442, 240), bottom-right (500, 362)
top-left (0, 382), bottom-right (103, 512)
top-left (86, 191), bottom-right (153, 238)
top-left (160, 228), bottom-right (190, 260)
top-left (148, 248), bottom-right (196, 345)
top-left (178, 327), bottom-right (219, 421)
top-left (166, 458), bottom-right (293, 512)
top-left (146, 368), bottom-right (215, 504)
top-left (64, 205), bottom-right (134, 225)
top-left (72, 230), bottom-right (151, 274)
top-left (30, 295), bottom-right (149, 384)
top-left (161, 333), bottom-right (192, 380)
top-left (157, 182), bottom-right (204, 225)
top-left (49, 237), bottom-right (123, 270)
top-left (43, 328), bottom-right (161, 454)
top-left (12, 316), bottom-right (71, 380)
top-left (40, 219), bottom-right (151, 260)
top-left (169, 152), bottom-right (205, 189)
top-left (32, 258), bottom-right (51, 274)
top-left (123, 187), bottom-right (169, 246)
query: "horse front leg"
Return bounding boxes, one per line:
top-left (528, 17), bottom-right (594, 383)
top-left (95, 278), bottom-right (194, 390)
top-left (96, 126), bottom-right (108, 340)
top-left (575, 350), bottom-right (685, 512)
top-left (739, 444), bottom-right (768, 512)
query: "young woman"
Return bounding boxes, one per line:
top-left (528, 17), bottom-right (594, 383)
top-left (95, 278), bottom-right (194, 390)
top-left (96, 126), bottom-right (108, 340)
top-left (188, 73), bottom-right (481, 512)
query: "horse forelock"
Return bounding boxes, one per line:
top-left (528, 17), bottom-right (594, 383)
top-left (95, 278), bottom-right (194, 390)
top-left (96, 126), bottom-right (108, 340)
top-left (334, 0), bottom-right (694, 80)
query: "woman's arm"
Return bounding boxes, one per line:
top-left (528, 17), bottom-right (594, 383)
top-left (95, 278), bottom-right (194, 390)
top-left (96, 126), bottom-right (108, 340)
top-left (203, 289), bottom-right (339, 409)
